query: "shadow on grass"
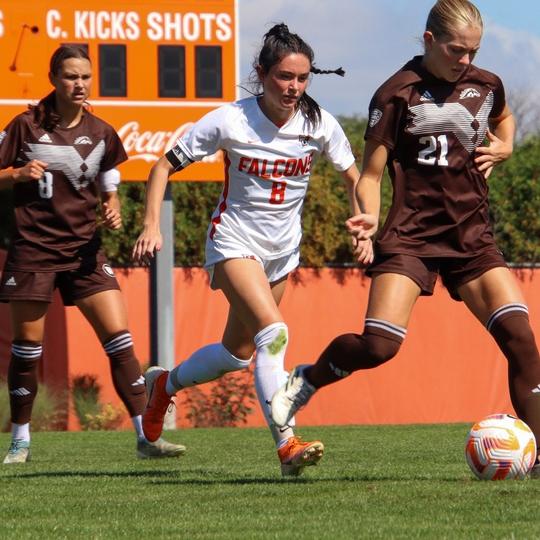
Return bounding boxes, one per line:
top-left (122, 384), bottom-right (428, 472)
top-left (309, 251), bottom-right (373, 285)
top-left (0, 468), bottom-right (471, 485)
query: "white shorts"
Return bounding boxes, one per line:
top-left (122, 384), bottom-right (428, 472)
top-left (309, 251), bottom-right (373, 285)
top-left (205, 239), bottom-right (300, 290)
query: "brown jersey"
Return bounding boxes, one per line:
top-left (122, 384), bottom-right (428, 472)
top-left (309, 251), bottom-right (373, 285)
top-left (365, 56), bottom-right (506, 258)
top-left (0, 109), bottom-right (127, 271)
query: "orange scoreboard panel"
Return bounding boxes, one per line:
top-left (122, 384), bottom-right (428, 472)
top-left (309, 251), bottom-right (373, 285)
top-left (0, 0), bottom-right (238, 181)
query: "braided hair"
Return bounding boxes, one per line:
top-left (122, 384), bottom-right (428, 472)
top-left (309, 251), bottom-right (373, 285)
top-left (251, 23), bottom-right (344, 127)
top-left (30, 45), bottom-right (90, 132)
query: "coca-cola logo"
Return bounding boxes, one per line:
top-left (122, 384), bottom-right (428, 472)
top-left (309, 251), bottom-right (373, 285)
top-left (117, 121), bottom-right (222, 164)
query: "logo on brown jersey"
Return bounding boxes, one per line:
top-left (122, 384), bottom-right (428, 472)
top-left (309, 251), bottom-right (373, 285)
top-left (407, 91), bottom-right (494, 153)
top-left (74, 136), bottom-right (93, 145)
top-left (369, 108), bottom-right (383, 127)
top-left (419, 90), bottom-right (435, 102)
top-left (38, 133), bottom-right (52, 143)
top-left (459, 88), bottom-right (481, 100)
top-left (23, 140), bottom-right (106, 190)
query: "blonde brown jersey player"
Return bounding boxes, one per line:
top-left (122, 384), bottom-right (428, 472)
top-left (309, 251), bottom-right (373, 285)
top-left (271, 0), bottom-right (540, 477)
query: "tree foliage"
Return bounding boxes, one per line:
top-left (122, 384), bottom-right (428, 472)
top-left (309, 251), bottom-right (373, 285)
top-left (0, 117), bottom-right (538, 266)
top-left (488, 136), bottom-right (540, 264)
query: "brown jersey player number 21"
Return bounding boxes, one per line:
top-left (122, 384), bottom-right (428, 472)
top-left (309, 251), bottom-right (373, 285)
top-left (0, 46), bottom-right (185, 463)
top-left (271, 0), bottom-right (540, 478)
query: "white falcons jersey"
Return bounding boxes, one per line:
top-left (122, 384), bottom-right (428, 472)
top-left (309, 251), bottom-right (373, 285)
top-left (172, 96), bottom-right (355, 259)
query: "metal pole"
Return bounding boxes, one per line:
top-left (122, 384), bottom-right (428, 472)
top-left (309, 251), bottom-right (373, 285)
top-left (150, 182), bottom-right (176, 429)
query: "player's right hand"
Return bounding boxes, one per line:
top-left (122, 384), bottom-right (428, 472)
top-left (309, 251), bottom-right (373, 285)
top-left (14, 160), bottom-right (48, 182)
top-left (132, 226), bottom-right (162, 266)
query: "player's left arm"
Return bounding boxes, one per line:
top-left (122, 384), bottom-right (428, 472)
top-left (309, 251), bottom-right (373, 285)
top-left (474, 104), bottom-right (515, 178)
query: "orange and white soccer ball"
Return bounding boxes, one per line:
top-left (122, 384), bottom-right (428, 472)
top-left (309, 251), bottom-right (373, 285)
top-left (465, 413), bottom-right (537, 480)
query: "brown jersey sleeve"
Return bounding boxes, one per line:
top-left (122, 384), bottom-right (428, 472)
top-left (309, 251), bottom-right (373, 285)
top-left (489, 74), bottom-right (506, 119)
top-left (365, 86), bottom-right (407, 151)
top-left (100, 126), bottom-right (128, 172)
top-left (0, 115), bottom-right (25, 168)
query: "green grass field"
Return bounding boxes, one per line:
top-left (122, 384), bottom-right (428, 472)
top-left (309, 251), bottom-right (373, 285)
top-left (1, 424), bottom-right (539, 539)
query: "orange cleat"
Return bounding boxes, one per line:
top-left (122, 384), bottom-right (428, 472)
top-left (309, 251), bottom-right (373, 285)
top-left (142, 367), bottom-right (174, 442)
top-left (277, 436), bottom-right (324, 477)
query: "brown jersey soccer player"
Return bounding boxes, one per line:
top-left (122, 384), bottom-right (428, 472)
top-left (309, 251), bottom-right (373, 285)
top-left (271, 0), bottom-right (540, 476)
top-left (0, 45), bottom-right (185, 463)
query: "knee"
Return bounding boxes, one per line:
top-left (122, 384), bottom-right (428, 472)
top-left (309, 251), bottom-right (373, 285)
top-left (228, 343), bottom-right (256, 362)
top-left (254, 322), bottom-right (288, 354)
top-left (363, 332), bottom-right (402, 367)
top-left (221, 344), bottom-right (253, 372)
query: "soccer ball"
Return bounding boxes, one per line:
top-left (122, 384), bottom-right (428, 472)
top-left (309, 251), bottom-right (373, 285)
top-left (465, 413), bottom-right (537, 480)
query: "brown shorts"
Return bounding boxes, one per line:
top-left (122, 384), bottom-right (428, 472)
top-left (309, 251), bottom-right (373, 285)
top-left (366, 250), bottom-right (507, 301)
top-left (0, 260), bottom-right (121, 306)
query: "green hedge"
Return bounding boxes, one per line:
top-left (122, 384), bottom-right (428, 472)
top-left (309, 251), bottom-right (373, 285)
top-left (0, 117), bottom-right (538, 266)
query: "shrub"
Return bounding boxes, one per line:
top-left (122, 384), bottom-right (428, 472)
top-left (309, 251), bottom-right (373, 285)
top-left (71, 374), bottom-right (125, 431)
top-left (179, 368), bottom-right (256, 428)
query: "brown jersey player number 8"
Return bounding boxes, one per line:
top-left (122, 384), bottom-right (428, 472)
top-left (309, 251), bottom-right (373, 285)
top-left (0, 45), bottom-right (185, 463)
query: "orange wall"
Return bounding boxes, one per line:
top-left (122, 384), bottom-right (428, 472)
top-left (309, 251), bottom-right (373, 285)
top-left (55, 267), bottom-right (540, 429)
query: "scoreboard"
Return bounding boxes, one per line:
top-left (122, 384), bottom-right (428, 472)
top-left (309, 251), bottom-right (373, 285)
top-left (0, 0), bottom-right (238, 181)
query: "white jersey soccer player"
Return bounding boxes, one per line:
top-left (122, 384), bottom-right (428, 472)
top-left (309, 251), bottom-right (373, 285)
top-left (169, 96), bottom-right (355, 274)
top-left (134, 23), bottom-right (360, 477)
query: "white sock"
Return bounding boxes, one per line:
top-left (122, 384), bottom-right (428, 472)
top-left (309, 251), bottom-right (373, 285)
top-left (11, 422), bottom-right (30, 442)
top-left (254, 322), bottom-right (295, 446)
top-left (168, 343), bottom-right (252, 394)
top-left (131, 415), bottom-right (145, 440)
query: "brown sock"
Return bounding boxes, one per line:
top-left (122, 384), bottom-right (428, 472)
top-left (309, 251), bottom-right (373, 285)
top-left (103, 331), bottom-right (146, 417)
top-left (8, 341), bottom-right (42, 424)
top-left (489, 306), bottom-right (540, 449)
top-left (306, 320), bottom-right (405, 389)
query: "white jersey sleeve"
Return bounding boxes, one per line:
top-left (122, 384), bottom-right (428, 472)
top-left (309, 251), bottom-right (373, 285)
top-left (320, 110), bottom-right (355, 172)
top-left (175, 106), bottom-right (227, 161)
top-left (165, 106), bottom-right (229, 171)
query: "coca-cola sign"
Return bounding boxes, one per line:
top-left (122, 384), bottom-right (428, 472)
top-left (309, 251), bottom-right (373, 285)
top-left (117, 121), bottom-right (222, 164)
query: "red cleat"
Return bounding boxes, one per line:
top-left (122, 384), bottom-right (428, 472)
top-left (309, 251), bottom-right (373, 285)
top-left (142, 367), bottom-right (173, 442)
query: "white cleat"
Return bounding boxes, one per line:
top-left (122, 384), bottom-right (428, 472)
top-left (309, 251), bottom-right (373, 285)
top-left (137, 437), bottom-right (186, 459)
top-left (271, 365), bottom-right (316, 428)
top-left (3, 439), bottom-right (31, 464)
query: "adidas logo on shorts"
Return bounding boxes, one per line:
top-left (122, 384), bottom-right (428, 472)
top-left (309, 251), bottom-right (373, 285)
top-left (5, 276), bottom-right (17, 286)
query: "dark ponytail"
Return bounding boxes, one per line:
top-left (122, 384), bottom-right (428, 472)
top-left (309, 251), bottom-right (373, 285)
top-left (30, 45), bottom-right (91, 131)
top-left (251, 23), bottom-right (345, 128)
